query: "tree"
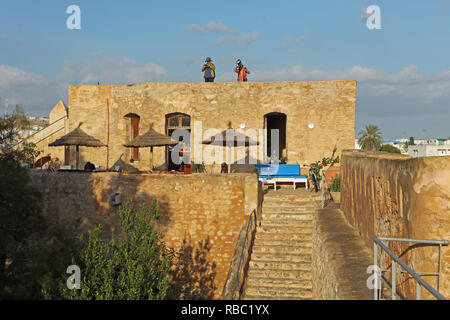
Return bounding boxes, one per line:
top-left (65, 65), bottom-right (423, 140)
top-left (380, 144), bottom-right (401, 154)
top-left (0, 110), bottom-right (44, 298)
top-left (357, 125), bottom-right (382, 151)
top-left (0, 105), bottom-right (39, 164)
top-left (49, 200), bottom-right (174, 300)
top-left (404, 136), bottom-right (415, 148)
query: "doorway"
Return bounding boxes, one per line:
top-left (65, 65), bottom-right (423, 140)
top-left (165, 113), bottom-right (191, 171)
top-left (264, 112), bottom-right (287, 162)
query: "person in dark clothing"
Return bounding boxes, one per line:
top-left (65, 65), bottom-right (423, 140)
top-left (84, 161), bottom-right (96, 171)
top-left (202, 57), bottom-right (216, 82)
top-left (234, 59), bottom-right (251, 82)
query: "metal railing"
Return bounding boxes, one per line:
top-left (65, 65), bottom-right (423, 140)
top-left (231, 210), bottom-right (257, 300)
top-left (12, 115), bottom-right (67, 150)
top-left (373, 236), bottom-right (449, 300)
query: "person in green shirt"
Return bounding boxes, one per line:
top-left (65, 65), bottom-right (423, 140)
top-left (202, 57), bottom-right (216, 82)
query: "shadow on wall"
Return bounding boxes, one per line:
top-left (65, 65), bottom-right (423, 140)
top-left (166, 235), bottom-right (217, 300)
top-left (37, 155), bottom-right (224, 299)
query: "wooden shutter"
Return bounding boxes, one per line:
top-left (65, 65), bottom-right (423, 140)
top-left (131, 117), bottom-right (140, 159)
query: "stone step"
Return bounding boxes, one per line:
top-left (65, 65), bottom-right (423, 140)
top-left (263, 195), bottom-right (321, 202)
top-left (243, 295), bottom-right (312, 300)
top-left (253, 238), bottom-right (312, 248)
top-left (262, 205), bottom-right (316, 211)
top-left (247, 268), bottom-right (312, 280)
top-left (246, 277), bottom-right (313, 289)
top-left (249, 260), bottom-right (311, 271)
top-left (262, 212), bottom-right (314, 221)
top-left (257, 225), bottom-right (313, 235)
top-left (252, 244), bottom-right (312, 255)
top-left (250, 252), bottom-right (312, 263)
top-left (255, 232), bottom-right (312, 241)
top-left (260, 220), bottom-right (313, 228)
top-left (244, 285), bottom-right (313, 299)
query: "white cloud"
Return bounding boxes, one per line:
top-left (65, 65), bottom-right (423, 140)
top-left (184, 21), bottom-right (237, 34)
top-left (77, 56), bottom-right (168, 84)
top-left (0, 57), bottom-right (169, 116)
top-left (214, 31), bottom-right (259, 46)
top-left (283, 30), bottom-right (309, 46)
top-left (217, 63), bottom-right (450, 102)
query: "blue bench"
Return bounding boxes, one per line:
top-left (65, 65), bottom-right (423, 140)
top-left (254, 164), bottom-right (308, 190)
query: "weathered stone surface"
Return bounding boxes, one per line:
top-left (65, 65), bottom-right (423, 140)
top-left (312, 203), bottom-right (373, 300)
top-left (340, 150), bottom-right (450, 299)
top-left (53, 81), bottom-right (356, 170)
top-left (29, 171), bottom-right (259, 299)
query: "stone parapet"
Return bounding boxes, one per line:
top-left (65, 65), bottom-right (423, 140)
top-left (340, 150), bottom-right (450, 299)
top-left (312, 204), bottom-right (373, 300)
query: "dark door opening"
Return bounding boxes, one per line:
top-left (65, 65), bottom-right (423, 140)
top-left (166, 113), bottom-right (191, 171)
top-left (264, 113), bottom-right (286, 162)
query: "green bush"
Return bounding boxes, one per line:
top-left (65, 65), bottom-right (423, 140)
top-left (48, 200), bottom-right (174, 300)
top-left (380, 144), bottom-right (401, 154)
top-left (192, 163), bottom-right (206, 173)
top-left (328, 176), bottom-right (341, 192)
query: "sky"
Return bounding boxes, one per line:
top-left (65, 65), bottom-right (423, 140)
top-left (1, 0), bottom-right (450, 140)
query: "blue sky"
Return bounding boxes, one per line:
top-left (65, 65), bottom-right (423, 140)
top-left (1, 0), bottom-right (450, 139)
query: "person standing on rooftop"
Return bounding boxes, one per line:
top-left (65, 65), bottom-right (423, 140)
top-left (235, 59), bottom-right (250, 82)
top-left (202, 57), bottom-right (216, 82)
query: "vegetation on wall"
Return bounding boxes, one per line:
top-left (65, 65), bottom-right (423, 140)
top-left (328, 176), bottom-right (341, 192)
top-left (380, 144), bottom-right (401, 154)
top-left (310, 147), bottom-right (340, 178)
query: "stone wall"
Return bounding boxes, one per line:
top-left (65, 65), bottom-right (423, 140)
top-left (27, 101), bottom-right (68, 165)
top-left (312, 205), bottom-right (373, 300)
top-left (63, 81), bottom-right (356, 170)
top-left (30, 171), bottom-right (259, 299)
top-left (340, 150), bottom-right (450, 299)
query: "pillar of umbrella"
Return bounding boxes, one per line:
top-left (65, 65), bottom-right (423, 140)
top-left (202, 122), bottom-right (258, 173)
top-left (123, 124), bottom-right (179, 171)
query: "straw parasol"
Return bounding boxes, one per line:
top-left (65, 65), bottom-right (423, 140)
top-left (202, 122), bottom-right (258, 173)
top-left (49, 125), bottom-right (106, 170)
top-left (123, 124), bottom-right (179, 170)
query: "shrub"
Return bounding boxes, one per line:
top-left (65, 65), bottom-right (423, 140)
top-left (328, 175), bottom-right (341, 192)
top-left (380, 144), bottom-right (401, 154)
top-left (50, 200), bottom-right (174, 300)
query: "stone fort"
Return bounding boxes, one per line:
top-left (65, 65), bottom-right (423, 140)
top-left (27, 81), bottom-right (450, 300)
top-left (34, 80), bottom-right (357, 170)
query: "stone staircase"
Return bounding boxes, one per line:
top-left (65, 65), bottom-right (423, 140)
top-left (242, 192), bottom-right (320, 300)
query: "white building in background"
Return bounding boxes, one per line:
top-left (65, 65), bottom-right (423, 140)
top-left (408, 144), bottom-right (450, 158)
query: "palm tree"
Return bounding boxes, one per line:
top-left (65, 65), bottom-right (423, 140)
top-left (357, 124), bottom-right (382, 151)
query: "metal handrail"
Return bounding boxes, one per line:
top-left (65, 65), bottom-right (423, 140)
top-left (373, 236), bottom-right (449, 300)
top-left (12, 115), bottom-right (67, 149)
top-left (231, 210), bottom-right (256, 300)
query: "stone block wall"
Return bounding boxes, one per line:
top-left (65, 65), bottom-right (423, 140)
top-left (29, 171), bottom-right (259, 299)
top-left (63, 81), bottom-right (356, 171)
top-left (340, 150), bottom-right (450, 299)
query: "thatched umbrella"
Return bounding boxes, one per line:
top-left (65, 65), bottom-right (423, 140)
top-left (202, 122), bottom-right (258, 173)
top-left (49, 126), bottom-right (106, 170)
top-left (123, 124), bottom-right (179, 170)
